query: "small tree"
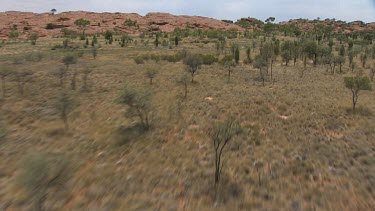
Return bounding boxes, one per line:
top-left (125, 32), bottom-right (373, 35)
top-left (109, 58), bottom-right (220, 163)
top-left (62, 55), bottom-right (77, 90)
top-left (155, 33), bottom-right (159, 48)
top-left (104, 31), bottom-right (113, 44)
top-left (74, 18), bottom-right (90, 36)
top-left (224, 60), bottom-right (236, 83)
top-left (335, 56), bottom-right (346, 73)
top-left (116, 84), bottom-right (153, 130)
top-left (28, 33), bottom-right (39, 45)
top-left (50, 9), bottom-right (57, 15)
top-left (209, 116), bottom-right (241, 185)
top-left (281, 50), bottom-right (291, 66)
top-left (183, 54), bottom-right (202, 83)
top-left (62, 54), bottom-right (77, 70)
top-left (360, 53), bottom-right (367, 68)
top-left (234, 46), bottom-right (240, 64)
top-left (0, 67), bottom-right (11, 98)
top-left (51, 67), bottom-right (67, 87)
top-left (92, 47), bottom-right (97, 59)
top-left (175, 36), bottom-right (179, 46)
top-left (370, 67), bottom-right (375, 81)
top-left (56, 90), bottom-right (75, 130)
top-left (177, 73), bottom-right (190, 99)
top-left (253, 54), bottom-right (267, 86)
top-left (14, 69), bottom-right (33, 96)
top-left (81, 68), bottom-right (93, 92)
top-left (145, 67), bottom-right (158, 85)
top-left (16, 152), bottom-right (71, 211)
top-left (244, 46), bottom-right (252, 64)
top-left (344, 75), bottom-right (372, 113)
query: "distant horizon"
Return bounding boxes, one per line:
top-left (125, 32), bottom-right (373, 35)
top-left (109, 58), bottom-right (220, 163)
top-left (1, 0), bottom-right (374, 23)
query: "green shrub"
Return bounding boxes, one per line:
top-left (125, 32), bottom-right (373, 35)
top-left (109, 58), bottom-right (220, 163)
top-left (25, 52), bottom-right (43, 62)
top-left (46, 23), bottom-right (59, 29)
top-left (199, 54), bottom-right (218, 65)
top-left (17, 152), bottom-right (72, 210)
top-left (116, 84), bottom-right (153, 129)
top-left (134, 56), bottom-right (145, 64)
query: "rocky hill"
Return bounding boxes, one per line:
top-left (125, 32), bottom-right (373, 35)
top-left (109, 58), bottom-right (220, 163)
top-left (279, 19), bottom-right (375, 33)
top-left (0, 11), bottom-right (374, 39)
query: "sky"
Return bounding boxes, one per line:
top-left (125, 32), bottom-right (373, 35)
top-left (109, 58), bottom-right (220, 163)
top-left (0, 0), bottom-right (374, 23)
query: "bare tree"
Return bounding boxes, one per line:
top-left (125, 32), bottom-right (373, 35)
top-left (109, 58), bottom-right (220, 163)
top-left (177, 73), bottom-right (190, 99)
top-left (209, 116), bottom-right (241, 185)
top-left (224, 60), bottom-right (236, 83)
top-left (81, 68), bottom-right (93, 92)
top-left (56, 90), bottom-right (75, 131)
top-left (14, 69), bottom-right (33, 96)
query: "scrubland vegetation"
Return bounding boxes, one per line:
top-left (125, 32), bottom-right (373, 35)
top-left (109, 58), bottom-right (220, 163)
top-left (0, 19), bottom-right (374, 210)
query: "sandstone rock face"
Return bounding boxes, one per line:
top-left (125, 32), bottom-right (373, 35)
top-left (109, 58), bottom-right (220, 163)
top-left (279, 19), bottom-right (375, 33)
top-left (0, 11), bottom-right (373, 40)
top-left (0, 11), bottom-right (242, 39)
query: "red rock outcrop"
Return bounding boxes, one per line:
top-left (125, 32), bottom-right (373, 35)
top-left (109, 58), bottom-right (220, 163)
top-left (0, 11), bottom-right (373, 40)
top-left (0, 11), bottom-right (242, 39)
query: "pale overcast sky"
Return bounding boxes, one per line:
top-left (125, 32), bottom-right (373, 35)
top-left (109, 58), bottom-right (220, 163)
top-left (0, 0), bottom-right (374, 23)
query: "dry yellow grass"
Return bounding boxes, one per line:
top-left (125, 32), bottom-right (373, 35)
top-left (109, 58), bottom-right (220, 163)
top-left (0, 35), bottom-right (374, 210)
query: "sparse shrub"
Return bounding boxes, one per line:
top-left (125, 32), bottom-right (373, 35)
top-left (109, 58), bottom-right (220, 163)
top-left (104, 30), bottom-right (113, 44)
top-left (46, 23), bottom-right (58, 29)
top-left (92, 47), bottom-right (97, 59)
top-left (253, 160), bottom-right (264, 186)
top-left (124, 18), bottom-right (138, 27)
top-left (0, 67), bottom-right (12, 98)
top-left (145, 67), bottom-right (158, 85)
top-left (344, 74), bottom-right (372, 113)
top-left (234, 46), bottom-right (240, 64)
top-left (370, 67), bottom-right (375, 81)
top-left (14, 69), bottom-right (33, 96)
top-left (134, 56), bottom-right (145, 64)
top-left (28, 33), bottom-right (39, 45)
top-left (16, 152), bottom-right (71, 211)
top-left (75, 50), bottom-right (84, 58)
top-left (224, 60), bottom-right (236, 82)
top-left (120, 33), bottom-right (132, 47)
top-left (199, 54), bottom-right (218, 65)
top-left (62, 39), bottom-right (69, 49)
top-left (175, 35), bottom-right (179, 46)
top-left (244, 46), bottom-right (252, 64)
top-left (360, 53), bottom-right (367, 68)
top-left (155, 33), bottom-right (159, 48)
top-left (25, 52), bottom-right (43, 62)
top-left (81, 68), bottom-right (93, 92)
top-left (51, 67), bottom-right (67, 87)
top-left (0, 123), bottom-right (5, 139)
top-left (116, 84), bottom-right (153, 130)
top-left (9, 31), bottom-right (19, 40)
top-left (62, 54), bottom-right (77, 70)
